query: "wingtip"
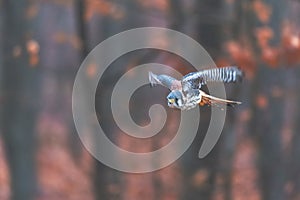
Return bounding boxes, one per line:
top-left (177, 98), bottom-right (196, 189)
top-left (235, 66), bottom-right (245, 82)
top-left (222, 66), bottom-right (244, 82)
top-left (226, 102), bottom-right (241, 108)
top-left (233, 100), bottom-right (242, 105)
top-left (148, 71), bottom-right (156, 87)
top-left (228, 101), bottom-right (242, 107)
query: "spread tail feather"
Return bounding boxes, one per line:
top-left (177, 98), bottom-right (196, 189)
top-left (200, 91), bottom-right (241, 107)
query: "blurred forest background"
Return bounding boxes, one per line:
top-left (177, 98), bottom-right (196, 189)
top-left (1, 0), bottom-right (300, 200)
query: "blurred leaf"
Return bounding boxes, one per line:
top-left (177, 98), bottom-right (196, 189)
top-left (26, 39), bottom-right (40, 67)
top-left (26, 4), bottom-right (39, 19)
top-left (261, 47), bottom-right (280, 67)
top-left (85, 0), bottom-right (125, 21)
top-left (53, 32), bottom-right (82, 50)
top-left (136, 0), bottom-right (169, 12)
top-left (255, 26), bottom-right (274, 48)
top-left (252, 0), bottom-right (272, 23)
top-left (225, 41), bottom-right (256, 78)
top-left (256, 94), bottom-right (268, 109)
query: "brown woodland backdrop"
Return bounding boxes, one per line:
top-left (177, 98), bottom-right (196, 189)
top-left (1, 0), bottom-right (300, 200)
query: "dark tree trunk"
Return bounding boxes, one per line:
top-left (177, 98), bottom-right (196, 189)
top-left (248, 0), bottom-right (286, 199)
top-left (181, 1), bottom-right (227, 200)
top-left (287, 66), bottom-right (300, 200)
top-left (1, 1), bottom-right (38, 199)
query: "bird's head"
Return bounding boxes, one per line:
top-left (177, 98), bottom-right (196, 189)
top-left (167, 90), bottom-right (183, 109)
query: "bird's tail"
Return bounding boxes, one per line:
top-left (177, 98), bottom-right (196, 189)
top-left (199, 91), bottom-right (241, 108)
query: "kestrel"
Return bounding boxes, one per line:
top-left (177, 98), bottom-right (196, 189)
top-left (149, 66), bottom-right (243, 110)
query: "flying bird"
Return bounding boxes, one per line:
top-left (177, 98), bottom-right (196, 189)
top-left (149, 66), bottom-right (243, 110)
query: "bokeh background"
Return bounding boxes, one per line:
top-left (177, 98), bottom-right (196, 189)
top-left (1, 0), bottom-right (300, 200)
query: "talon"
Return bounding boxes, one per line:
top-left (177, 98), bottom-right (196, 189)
top-left (199, 101), bottom-right (206, 106)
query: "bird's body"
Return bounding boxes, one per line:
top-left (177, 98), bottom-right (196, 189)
top-left (149, 66), bottom-right (243, 110)
top-left (166, 89), bottom-right (201, 110)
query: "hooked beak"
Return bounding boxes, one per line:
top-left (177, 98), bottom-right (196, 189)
top-left (168, 98), bottom-right (175, 104)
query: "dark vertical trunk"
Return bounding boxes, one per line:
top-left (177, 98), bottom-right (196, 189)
top-left (1, 1), bottom-right (38, 199)
top-left (196, 0), bottom-right (224, 58)
top-left (74, 1), bottom-right (110, 199)
top-left (255, 69), bottom-right (285, 200)
top-left (287, 66), bottom-right (300, 199)
top-left (217, 2), bottom-right (247, 199)
top-left (169, 0), bottom-right (185, 31)
top-left (182, 1), bottom-right (227, 200)
top-left (66, 0), bottom-right (89, 164)
top-left (248, 0), bottom-right (286, 199)
top-left (75, 0), bottom-right (89, 59)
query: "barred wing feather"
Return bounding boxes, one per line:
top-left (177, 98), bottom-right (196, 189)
top-left (182, 66), bottom-right (243, 93)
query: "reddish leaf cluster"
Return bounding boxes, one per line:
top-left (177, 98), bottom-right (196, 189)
top-left (53, 32), bottom-right (82, 50)
top-left (85, 0), bottom-right (125, 20)
top-left (224, 41), bottom-right (256, 78)
top-left (255, 94), bottom-right (268, 110)
top-left (0, 141), bottom-right (10, 200)
top-left (224, 1), bottom-right (300, 72)
top-left (254, 24), bottom-right (300, 67)
top-left (136, 0), bottom-right (169, 12)
top-left (254, 26), bottom-right (280, 67)
top-left (282, 24), bottom-right (300, 65)
top-left (224, 24), bottom-right (300, 73)
top-left (252, 0), bottom-right (272, 23)
top-left (26, 39), bottom-right (40, 67)
top-left (261, 47), bottom-right (280, 68)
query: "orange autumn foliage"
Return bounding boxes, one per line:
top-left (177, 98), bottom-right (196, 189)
top-left (26, 39), bottom-right (40, 67)
top-left (252, 0), bottom-right (272, 23)
top-left (136, 0), bottom-right (169, 12)
top-left (227, 23), bottom-right (300, 71)
top-left (255, 27), bottom-right (274, 48)
top-left (282, 25), bottom-right (300, 65)
top-left (256, 94), bottom-right (268, 109)
top-left (85, 0), bottom-right (125, 20)
top-left (225, 41), bottom-right (256, 78)
top-left (53, 32), bottom-right (82, 50)
top-left (261, 47), bottom-right (280, 68)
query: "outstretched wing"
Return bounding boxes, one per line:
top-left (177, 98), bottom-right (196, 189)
top-left (149, 72), bottom-right (182, 90)
top-left (181, 66), bottom-right (243, 94)
top-left (199, 90), bottom-right (241, 107)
